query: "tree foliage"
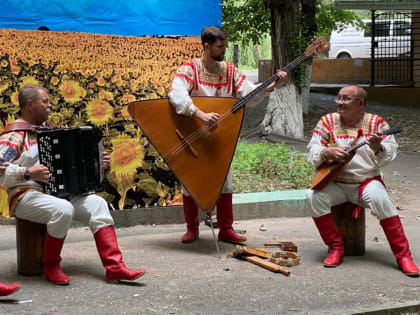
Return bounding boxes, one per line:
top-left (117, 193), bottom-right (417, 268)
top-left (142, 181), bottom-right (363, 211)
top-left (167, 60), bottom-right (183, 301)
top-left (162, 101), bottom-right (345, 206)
top-left (222, 0), bottom-right (271, 46)
top-left (222, 0), bottom-right (364, 46)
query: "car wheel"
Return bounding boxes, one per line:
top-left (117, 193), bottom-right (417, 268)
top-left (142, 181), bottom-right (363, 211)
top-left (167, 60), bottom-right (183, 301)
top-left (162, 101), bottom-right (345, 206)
top-left (337, 53), bottom-right (351, 59)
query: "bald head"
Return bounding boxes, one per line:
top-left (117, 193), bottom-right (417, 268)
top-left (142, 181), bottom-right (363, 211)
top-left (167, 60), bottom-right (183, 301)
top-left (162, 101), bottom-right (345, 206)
top-left (339, 85), bottom-right (367, 104)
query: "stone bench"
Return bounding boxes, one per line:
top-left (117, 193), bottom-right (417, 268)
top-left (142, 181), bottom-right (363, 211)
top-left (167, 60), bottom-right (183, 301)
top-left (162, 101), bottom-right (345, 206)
top-left (331, 202), bottom-right (365, 256)
top-left (15, 218), bottom-right (46, 276)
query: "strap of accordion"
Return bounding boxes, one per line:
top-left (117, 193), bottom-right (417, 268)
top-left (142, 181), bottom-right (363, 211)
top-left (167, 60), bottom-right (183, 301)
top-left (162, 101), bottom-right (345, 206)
top-left (0, 122), bottom-right (35, 136)
top-left (0, 121), bottom-right (57, 136)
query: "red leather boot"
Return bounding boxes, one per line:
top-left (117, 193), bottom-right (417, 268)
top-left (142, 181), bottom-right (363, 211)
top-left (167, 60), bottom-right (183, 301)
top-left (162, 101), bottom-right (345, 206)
top-left (380, 215), bottom-right (419, 277)
top-left (94, 225), bottom-right (146, 283)
top-left (43, 233), bottom-right (70, 285)
top-left (181, 194), bottom-right (199, 243)
top-left (217, 193), bottom-right (247, 243)
top-left (0, 282), bottom-right (21, 296)
top-left (313, 214), bottom-right (344, 267)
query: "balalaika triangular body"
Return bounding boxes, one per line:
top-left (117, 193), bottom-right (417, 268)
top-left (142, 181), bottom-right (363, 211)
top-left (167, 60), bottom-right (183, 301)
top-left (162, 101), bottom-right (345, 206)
top-left (128, 97), bottom-right (242, 211)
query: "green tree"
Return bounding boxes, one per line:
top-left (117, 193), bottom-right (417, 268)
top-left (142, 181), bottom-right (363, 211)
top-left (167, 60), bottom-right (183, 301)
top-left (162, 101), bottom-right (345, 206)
top-left (222, 0), bottom-right (363, 46)
top-left (222, 0), bottom-right (364, 140)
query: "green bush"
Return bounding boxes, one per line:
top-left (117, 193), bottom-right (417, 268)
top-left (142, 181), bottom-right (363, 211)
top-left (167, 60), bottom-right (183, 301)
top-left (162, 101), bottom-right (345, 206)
top-left (232, 141), bottom-right (314, 193)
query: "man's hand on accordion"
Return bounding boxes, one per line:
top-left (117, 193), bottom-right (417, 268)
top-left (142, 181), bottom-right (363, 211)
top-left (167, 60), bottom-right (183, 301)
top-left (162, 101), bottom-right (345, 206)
top-left (102, 152), bottom-right (111, 170)
top-left (28, 165), bottom-right (51, 183)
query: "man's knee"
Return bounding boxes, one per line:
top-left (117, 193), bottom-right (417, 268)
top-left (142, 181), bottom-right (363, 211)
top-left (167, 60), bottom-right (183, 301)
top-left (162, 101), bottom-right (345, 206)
top-left (85, 194), bottom-right (109, 210)
top-left (53, 199), bottom-right (74, 221)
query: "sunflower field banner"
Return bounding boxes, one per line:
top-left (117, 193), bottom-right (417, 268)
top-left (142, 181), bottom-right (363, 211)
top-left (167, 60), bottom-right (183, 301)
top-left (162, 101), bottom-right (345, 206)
top-left (0, 29), bottom-right (205, 217)
top-left (0, 0), bottom-right (221, 36)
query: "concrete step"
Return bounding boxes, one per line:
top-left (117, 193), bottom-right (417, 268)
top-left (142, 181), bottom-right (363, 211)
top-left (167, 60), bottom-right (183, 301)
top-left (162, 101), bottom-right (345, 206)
top-left (111, 189), bottom-right (309, 227)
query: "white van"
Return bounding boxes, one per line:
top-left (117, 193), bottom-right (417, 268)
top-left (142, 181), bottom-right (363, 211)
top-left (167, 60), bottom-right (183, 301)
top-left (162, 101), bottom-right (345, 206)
top-left (329, 19), bottom-right (411, 58)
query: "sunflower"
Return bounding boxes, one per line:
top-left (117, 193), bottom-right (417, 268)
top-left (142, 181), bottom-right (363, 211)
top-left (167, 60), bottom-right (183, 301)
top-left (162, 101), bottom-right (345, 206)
top-left (7, 114), bottom-right (16, 124)
top-left (10, 66), bottom-right (20, 75)
top-left (50, 76), bottom-right (60, 86)
top-left (59, 80), bottom-right (85, 104)
top-left (99, 89), bottom-right (114, 101)
top-left (19, 76), bottom-right (40, 88)
top-left (86, 98), bottom-right (113, 126)
top-left (0, 82), bottom-right (9, 94)
top-left (120, 93), bottom-right (136, 105)
top-left (111, 74), bottom-right (121, 83)
top-left (0, 186), bottom-right (10, 218)
top-left (106, 172), bottom-right (136, 210)
top-left (97, 77), bottom-right (106, 87)
top-left (103, 68), bottom-right (113, 76)
top-left (1, 60), bottom-right (8, 67)
top-left (11, 91), bottom-right (19, 106)
top-left (157, 86), bottom-right (166, 96)
top-left (120, 106), bottom-right (132, 121)
top-left (27, 59), bottom-right (37, 67)
top-left (80, 68), bottom-right (89, 77)
top-left (110, 134), bottom-right (144, 177)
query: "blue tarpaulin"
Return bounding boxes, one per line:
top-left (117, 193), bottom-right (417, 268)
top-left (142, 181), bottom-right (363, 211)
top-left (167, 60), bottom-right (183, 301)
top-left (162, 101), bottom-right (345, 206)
top-left (0, 0), bottom-right (221, 36)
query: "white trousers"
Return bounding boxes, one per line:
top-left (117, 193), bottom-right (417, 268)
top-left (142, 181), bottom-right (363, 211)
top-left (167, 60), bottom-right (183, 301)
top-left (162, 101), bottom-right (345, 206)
top-left (14, 191), bottom-right (114, 238)
top-left (306, 180), bottom-right (398, 220)
top-left (181, 167), bottom-right (233, 196)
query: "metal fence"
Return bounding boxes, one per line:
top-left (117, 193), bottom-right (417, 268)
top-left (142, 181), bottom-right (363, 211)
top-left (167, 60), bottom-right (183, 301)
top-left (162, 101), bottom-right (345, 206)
top-left (370, 11), bottom-right (416, 86)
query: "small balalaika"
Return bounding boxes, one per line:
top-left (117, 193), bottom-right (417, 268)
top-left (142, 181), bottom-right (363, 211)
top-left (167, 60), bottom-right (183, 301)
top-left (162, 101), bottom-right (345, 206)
top-left (37, 126), bottom-right (104, 198)
top-left (128, 37), bottom-right (330, 211)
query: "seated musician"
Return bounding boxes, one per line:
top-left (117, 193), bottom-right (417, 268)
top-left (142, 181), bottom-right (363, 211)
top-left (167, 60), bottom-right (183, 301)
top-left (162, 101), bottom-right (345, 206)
top-left (168, 26), bottom-right (287, 244)
top-left (306, 85), bottom-right (418, 276)
top-left (0, 84), bottom-right (146, 285)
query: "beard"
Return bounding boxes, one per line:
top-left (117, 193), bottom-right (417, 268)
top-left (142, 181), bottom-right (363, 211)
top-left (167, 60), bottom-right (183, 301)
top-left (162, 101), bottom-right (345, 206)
top-left (211, 53), bottom-right (224, 62)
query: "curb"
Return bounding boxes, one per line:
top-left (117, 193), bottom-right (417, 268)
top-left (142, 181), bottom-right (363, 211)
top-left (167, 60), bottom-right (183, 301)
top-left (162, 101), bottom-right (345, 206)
top-left (111, 189), bottom-right (309, 227)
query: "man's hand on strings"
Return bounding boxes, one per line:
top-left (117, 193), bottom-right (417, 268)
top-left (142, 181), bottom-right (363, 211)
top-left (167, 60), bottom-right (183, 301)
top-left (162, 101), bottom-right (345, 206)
top-left (321, 146), bottom-right (349, 163)
top-left (195, 109), bottom-right (220, 126)
top-left (368, 134), bottom-right (383, 154)
top-left (265, 70), bottom-right (287, 92)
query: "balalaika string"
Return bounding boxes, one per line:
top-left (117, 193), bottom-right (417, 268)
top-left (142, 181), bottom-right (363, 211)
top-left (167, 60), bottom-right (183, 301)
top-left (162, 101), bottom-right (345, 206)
top-left (164, 41), bottom-right (322, 161)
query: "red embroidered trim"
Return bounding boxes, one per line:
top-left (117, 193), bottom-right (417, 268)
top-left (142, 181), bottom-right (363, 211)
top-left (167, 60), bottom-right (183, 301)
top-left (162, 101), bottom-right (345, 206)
top-left (0, 140), bottom-right (19, 151)
top-left (175, 73), bottom-right (194, 85)
top-left (353, 175), bottom-right (385, 219)
top-left (9, 188), bottom-right (32, 212)
top-left (235, 75), bottom-right (246, 94)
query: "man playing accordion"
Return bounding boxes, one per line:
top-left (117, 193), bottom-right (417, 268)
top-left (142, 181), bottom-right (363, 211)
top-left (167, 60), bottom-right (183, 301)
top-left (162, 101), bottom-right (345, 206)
top-left (0, 84), bottom-right (146, 285)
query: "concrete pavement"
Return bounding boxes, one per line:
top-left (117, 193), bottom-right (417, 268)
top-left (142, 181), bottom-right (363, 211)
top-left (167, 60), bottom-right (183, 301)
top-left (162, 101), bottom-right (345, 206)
top-left (1, 208), bottom-right (420, 314)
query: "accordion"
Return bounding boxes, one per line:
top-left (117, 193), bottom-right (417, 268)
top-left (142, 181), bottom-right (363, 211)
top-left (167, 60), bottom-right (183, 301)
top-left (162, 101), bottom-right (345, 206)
top-left (37, 126), bottom-right (104, 198)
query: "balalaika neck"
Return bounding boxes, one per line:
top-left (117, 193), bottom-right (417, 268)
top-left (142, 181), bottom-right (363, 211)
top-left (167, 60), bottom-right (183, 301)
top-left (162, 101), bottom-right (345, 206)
top-left (231, 53), bottom-right (310, 113)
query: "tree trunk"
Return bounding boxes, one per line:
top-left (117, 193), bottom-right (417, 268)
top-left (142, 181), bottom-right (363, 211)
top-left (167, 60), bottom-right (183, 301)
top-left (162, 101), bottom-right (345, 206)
top-left (260, 82), bottom-right (304, 138)
top-left (261, 0), bottom-right (316, 136)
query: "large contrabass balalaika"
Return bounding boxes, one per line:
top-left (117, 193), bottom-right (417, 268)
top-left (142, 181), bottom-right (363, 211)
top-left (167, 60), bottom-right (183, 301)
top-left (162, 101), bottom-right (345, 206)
top-left (128, 38), bottom-right (329, 211)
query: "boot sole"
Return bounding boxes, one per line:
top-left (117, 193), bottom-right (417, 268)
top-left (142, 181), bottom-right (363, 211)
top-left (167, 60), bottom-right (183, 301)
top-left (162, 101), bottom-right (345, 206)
top-left (106, 270), bottom-right (146, 284)
top-left (405, 272), bottom-right (420, 277)
top-left (45, 276), bottom-right (70, 285)
top-left (2, 286), bottom-right (20, 296)
top-left (218, 238), bottom-right (247, 244)
top-left (181, 236), bottom-right (199, 243)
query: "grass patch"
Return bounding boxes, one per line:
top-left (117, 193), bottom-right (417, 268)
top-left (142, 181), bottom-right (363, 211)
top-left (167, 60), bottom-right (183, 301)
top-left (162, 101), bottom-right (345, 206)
top-left (232, 141), bottom-right (314, 193)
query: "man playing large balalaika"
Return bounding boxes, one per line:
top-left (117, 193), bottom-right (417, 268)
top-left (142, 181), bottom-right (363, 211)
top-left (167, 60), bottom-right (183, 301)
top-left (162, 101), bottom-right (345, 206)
top-left (168, 26), bottom-right (287, 244)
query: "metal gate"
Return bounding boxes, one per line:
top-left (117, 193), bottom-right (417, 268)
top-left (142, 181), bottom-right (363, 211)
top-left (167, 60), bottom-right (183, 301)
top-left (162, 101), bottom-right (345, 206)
top-left (371, 11), bottom-right (413, 86)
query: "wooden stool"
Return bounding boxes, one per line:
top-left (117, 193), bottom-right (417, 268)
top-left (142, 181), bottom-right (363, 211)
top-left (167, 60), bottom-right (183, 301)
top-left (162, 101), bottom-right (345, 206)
top-left (16, 218), bottom-right (46, 276)
top-left (331, 202), bottom-right (365, 256)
